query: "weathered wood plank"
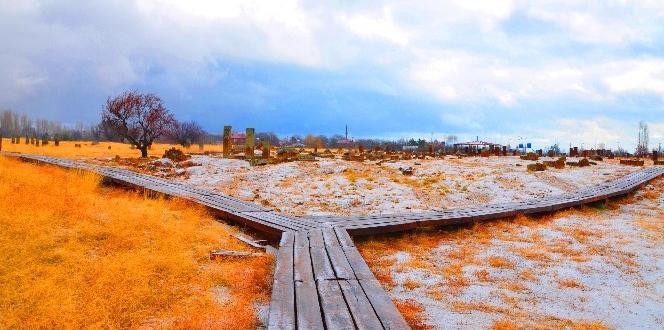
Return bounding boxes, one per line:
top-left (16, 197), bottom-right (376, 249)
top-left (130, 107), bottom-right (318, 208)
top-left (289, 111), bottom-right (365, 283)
top-left (359, 278), bottom-right (410, 330)
top-left (317, 280), bottom-right (356, 329)
top-left (268, 232), bottom-right (295, 330)
top-left (310, 244), bottom-right (336, 281)
top-left (293, 232), bottom-right (325, 329)
top-left (339, 280), bottom-right (384, 330)
top-left (323, 228), bottom-right (356, 280)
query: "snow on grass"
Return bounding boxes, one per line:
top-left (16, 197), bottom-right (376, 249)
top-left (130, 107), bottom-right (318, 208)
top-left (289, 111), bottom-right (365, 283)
top-left (357, 180), bottom-right (664, 329)
top-left (179, 155), bottom-right (640, 216)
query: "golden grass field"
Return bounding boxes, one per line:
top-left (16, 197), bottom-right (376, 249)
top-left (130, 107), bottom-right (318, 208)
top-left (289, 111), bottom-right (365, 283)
top-left (0, 138), bottom-right (223, 159)
top-left (0, 156), bottom-right (273, 329)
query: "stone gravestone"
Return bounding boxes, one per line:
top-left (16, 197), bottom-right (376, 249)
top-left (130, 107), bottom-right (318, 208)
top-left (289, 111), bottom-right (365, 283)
top-left (263, 141), bottom-right (270, 160)
top-left (245, 128), bottom-right (255, 158)
top-left (223, 126), bottom-right (232, 158)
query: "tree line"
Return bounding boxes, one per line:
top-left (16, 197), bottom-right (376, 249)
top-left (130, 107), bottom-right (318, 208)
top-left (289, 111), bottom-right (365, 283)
top-left (3, 90), bottom-right (655, 157)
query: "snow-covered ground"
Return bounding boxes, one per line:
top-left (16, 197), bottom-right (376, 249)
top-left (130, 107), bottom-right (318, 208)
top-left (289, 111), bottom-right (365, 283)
top-left (95, 153), bottom-right (659, 328)
top-left (178, 155), bottom-right (637, 216)
top-left (356, 181), bottom-right (664, 329)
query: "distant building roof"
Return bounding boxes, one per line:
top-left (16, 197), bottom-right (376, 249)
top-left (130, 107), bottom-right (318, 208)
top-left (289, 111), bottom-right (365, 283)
top-left (231, 133), bottom-right (246, 139)
top-left (454, 140), bottom-right (500, 147)
top-left (338, 139), bottom-right (353, 145)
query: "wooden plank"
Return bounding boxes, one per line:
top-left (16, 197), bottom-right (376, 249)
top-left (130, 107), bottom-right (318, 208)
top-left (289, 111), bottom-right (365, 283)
top-left (317, 280), bottom-right (356, 329)
top-left (339, 280), bottom-right (384, 330)
top-left (307, 228), bottom-right (325, 247)
top-left (323, 228), bottom-right (356, 280)
top-left (333, 227), bottom-right (355, 247)
top-left (293, 232), bottom-right (325, 329)
top-left (310, 244), bottom-right (336, 281)
top-left (268, 232), bottom-right (295, 330)
top-left (339, 243), bottom-right (377, 280)
top-left (359, 278), bottom-right (410, 330)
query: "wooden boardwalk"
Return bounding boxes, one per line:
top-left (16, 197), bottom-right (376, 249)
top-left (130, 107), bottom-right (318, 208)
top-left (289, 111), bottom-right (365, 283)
top-left (303, 166), bottom-right (664, 235)
top-left (269, 228), bottom-right (408, 329)
top-left (6, 152), bottom-right (664, 330)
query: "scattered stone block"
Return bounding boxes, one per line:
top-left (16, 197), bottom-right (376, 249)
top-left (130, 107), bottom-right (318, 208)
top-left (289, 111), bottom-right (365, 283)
top-left (620, 159), bottom-right (644, 166)
top-left (543, 157), bottom-right (566, 169)
top-left (527, 163), bottom-right (547, 171)
top-left (578, 158), bottom-right (590, 167)
top-left (520, 153), bottom-right (539, 161)
top-left (163, 147), bottom-right (190, 162)
top-left (399, 167), bottom-right (414, 175)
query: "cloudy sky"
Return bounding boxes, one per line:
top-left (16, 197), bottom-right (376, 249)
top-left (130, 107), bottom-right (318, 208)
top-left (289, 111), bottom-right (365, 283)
top-left (1, 0), bottom-right (663, 150)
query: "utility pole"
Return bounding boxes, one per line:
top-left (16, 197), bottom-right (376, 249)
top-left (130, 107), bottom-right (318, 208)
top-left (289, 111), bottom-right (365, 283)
top-left (345, 125), bottom-right (348, 140)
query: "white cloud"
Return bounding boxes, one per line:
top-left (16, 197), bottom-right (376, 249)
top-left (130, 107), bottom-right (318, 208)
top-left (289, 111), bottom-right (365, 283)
top-left (0, 0), bottom-right (663, 136)
top-left (405, 50), bottom-right (603, 105)
top-left (604, 59), bottom-right (664, 96)
top-left (527, 9), bottom-right (645, 45)
top-left (339, 7), bottom-right (409, 46)
top-left (0, 55), bottom-right (47, 102)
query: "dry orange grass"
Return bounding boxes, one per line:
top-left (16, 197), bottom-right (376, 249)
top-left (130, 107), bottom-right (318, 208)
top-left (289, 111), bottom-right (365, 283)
top-left (0, 156), bottom-right (272, 329)
top-left (643, 190), bottom-right (659, 200)
top-left (394, 299), bottom-right (432, 330)
top-left (491, 320), bottom-right (519, 330)
top-left (403, 278), bottom-right (422, 290)
top-left (344, 169), bottom-right (374, 184)
top-left (474, 269), bottom-right (493, 282)
top-left (451, 302), bottom-right (509, 314)
top-left (558, 278), bottom-right (586, 289)
top-left (1, 138), bottom-right (223, 159)
top-left (487, 256), bottom-right (515, 269)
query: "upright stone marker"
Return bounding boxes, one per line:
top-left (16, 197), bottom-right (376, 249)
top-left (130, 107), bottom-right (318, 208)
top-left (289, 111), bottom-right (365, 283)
top-left (245, 128), bottom-right (255, 158)
top-left (223, 126), bottom-right (232, 158)
top-left (263, 141), bottom-right (270, 160)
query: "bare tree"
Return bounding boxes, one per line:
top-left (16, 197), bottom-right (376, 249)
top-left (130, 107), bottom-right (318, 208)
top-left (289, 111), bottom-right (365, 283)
top-left (257, 132), bottom-right (280, 147)
top-left (304, 134), bottom-right (324, 149)
top-left (636, 121), bottom-right (649, 157)
top-left (101, 91), bottom-right (175, 157)
top-left (170, 120), bottom-right (205, 147)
